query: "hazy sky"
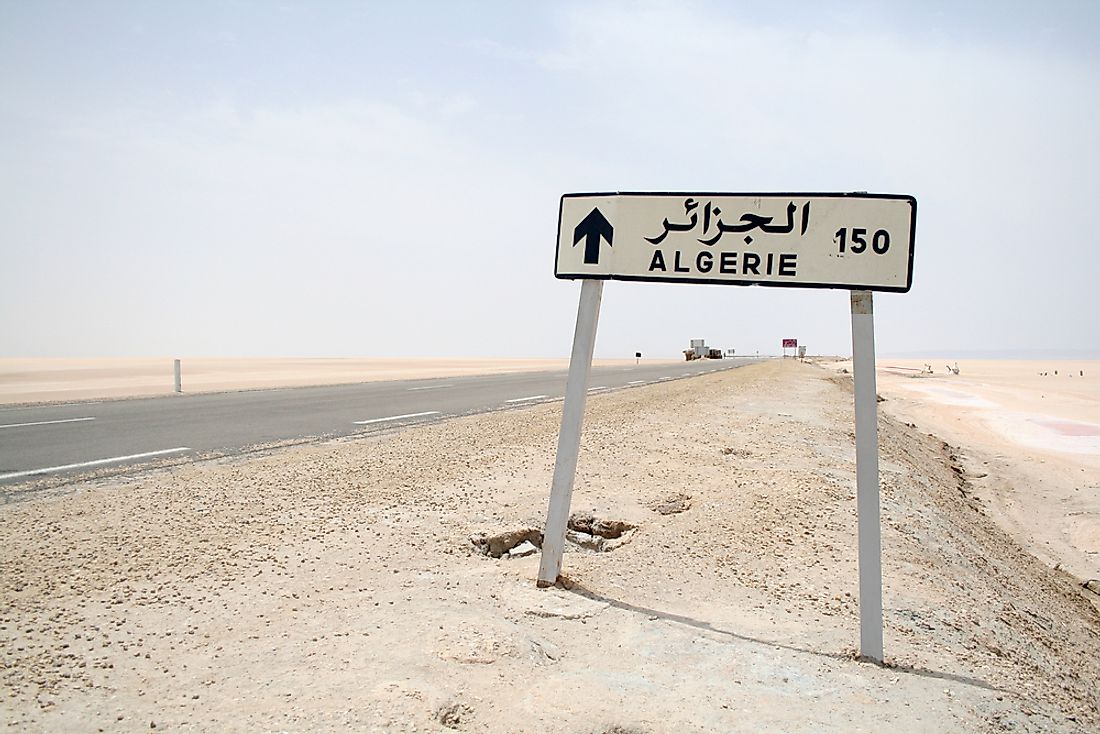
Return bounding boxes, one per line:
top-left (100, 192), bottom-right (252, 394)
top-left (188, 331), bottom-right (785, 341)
top-left (2, 1), bottom-right (1098, 359)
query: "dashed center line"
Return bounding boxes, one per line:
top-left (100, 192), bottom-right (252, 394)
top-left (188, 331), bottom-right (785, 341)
top-left (0, 447), bottom-right (191, 481)
top-left (406, 384), bottom-right (453, 391)
top-left (505, 395), bottom-right (548, 404)
top-left (587, 386), bottom-right (609, 391)
top-left (627, 380), bottom-right (646, 385)
top-left (354, 411), bottom-right (441, 425)
top-left (0, 417), bottom-right (96, 430)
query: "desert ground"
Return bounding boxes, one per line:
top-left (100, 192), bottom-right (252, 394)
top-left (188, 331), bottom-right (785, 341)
top-left (0, 358), bottom-right (654, 406)
top-left (2, 360), bottom-right (1099, 732)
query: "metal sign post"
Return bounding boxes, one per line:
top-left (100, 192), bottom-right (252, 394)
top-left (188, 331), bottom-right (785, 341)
top-left (174, 359), bottom-right (182, 394)
top-left (850, 290), bottom-right (884, 662)
top-left (537, 279), bottom-right (604, 587)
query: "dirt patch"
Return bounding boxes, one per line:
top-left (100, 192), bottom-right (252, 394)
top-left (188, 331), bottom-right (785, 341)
top-left (437, 701), bottom-right (474, 729)
top-left (649, 493), bottom-right (692, 515)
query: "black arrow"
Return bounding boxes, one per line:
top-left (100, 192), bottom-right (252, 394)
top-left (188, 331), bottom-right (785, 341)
top-left (573, 207), bottom-right (613, 265)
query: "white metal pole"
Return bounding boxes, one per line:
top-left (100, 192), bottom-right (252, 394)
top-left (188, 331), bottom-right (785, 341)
top-left (537, 279), bottom-right (604, 587)
top-left (174, 359), bottom-right (182, 394)
top-left (850, 290), bottom-right (884, 662)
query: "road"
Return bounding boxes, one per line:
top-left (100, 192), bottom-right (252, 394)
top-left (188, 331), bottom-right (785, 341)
top-left (0, 358), bottom-right (762, 490)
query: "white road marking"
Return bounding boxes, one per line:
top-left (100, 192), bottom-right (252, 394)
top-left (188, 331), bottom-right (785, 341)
top-left (627, 380), bottom-right (646, 385)
top-left (0, 401), bottom-right (104, 412)
top-left (406, 384), bottom-right (452, 391)
top-left (353, 411), bottom-right (441, 425)
top-left (0, 417), bottom-right (96, 430)
top-left (0, 447), bottom-right (191, 481)
top-left (681, 372), bottom-right (691, 376)
top-left (587, 386), bottom-right (609, 391)
top-left (505, 395), bottom-right (548, 403)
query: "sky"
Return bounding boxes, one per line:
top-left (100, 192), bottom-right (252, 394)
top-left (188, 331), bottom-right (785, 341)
top-left (2, 0), bottom-right (1098, 359)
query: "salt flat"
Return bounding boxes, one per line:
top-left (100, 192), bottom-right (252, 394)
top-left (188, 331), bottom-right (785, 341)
top-left (859, 359), bottom-right (1100, 582)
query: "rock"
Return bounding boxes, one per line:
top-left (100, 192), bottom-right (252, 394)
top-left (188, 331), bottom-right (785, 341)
top-left (652, 494), bottom-right (691, 515)
top-left (470, 528), bottom-right (542, 558)
top-left (1084, 579), bottom-right (1100, 596)
top-left (566, 529), bottom-right (605, 551)
top-left (508, 541), bottom-right (538, 558)
top-left (530, 637), bottom-right (561, 661)
top-left (568, 512), bottom-right (634, 539)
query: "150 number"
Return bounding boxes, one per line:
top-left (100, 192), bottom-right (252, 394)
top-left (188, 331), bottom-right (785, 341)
top-left (835, 228), bottom-right (890, 254)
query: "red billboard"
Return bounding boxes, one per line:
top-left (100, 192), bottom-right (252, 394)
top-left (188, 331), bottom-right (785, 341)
top-left (782, 338), bottom-right (798, 348)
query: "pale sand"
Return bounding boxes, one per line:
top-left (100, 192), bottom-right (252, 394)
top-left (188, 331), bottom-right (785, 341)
top-left (822, 358), bottom-right (1100, 582)
top-left (2, 361), bottom-right (1098, 732)
top-left (0, 357), bottom-right (660, 405)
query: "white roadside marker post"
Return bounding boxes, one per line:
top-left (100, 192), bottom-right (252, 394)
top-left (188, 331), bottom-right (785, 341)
top-left (850, 290), bottom-right (884, 663)
top-left (174, 359), bottom-right (182, 394)
top-left (537, 279), bottom-right (604, 587)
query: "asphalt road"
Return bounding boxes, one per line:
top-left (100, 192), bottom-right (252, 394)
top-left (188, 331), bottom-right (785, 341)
top-left (0, 358), bottom-right (763, 489)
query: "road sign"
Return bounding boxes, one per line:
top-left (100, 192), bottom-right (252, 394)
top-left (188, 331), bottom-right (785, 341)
top-left (543, 189), bottom-right (916, 665)
top-left (557, 192), bottom-right (916, 292)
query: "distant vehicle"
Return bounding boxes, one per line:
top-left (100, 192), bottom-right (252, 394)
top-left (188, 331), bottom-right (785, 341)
top-left (684, 343), bottom-right (725, 360)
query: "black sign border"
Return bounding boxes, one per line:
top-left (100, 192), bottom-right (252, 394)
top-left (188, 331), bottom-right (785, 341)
top-left (555, 191), bottom-right (917, 293)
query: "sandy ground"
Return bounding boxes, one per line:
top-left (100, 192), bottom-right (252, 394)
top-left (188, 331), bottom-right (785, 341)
top-left (0, 358), bottom-right (655, 405)
top-left (822, 358), bottom-right (1100, 584)
top-left (2, 361), bottom-right (1099, 733)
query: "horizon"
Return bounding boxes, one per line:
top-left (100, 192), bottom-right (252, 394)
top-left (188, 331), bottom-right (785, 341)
top-left (4, 348), bottom-right (1100, 361)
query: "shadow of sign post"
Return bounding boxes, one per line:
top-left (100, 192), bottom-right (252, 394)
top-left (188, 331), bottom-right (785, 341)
top-left (538, 191), bottom-right (917, 665)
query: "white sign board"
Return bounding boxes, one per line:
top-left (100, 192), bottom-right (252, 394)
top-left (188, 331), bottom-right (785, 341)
top-left (557, 192), bottom-right (916, 293)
